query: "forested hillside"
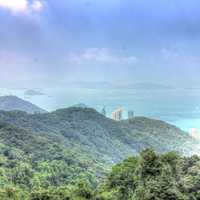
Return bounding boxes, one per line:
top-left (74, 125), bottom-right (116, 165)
top-left (0, 107), bottom-right (199, 165)
top-left (0, 107), bottom-right (199, 199)
top-left (1, 148), bottom-right (200, 199)
top-left (96, 149), bottom-right (200, 200)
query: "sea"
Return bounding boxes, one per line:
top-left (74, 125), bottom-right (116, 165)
top-left (1, 86), bottom-right (200, 133)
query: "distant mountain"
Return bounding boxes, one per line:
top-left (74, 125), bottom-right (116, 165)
top-left (66, 81), bottom-right (174, 90)
top-left (123, 82), bottom-right (174, 90)
top-left (0, 95), bottom-right (47, 114)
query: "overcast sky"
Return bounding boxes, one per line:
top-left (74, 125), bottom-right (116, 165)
top-left (0, 0), bottom-right (200, 86)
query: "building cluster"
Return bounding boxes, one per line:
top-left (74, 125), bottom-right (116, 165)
top-left (112, 107), bottom-right (123, 121)
top-left (101, 106), bottom-right (134, 121)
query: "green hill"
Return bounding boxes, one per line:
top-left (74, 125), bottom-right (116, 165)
top-left (0, 107), bottom-right (199, 199)
top-left (0, 107), bottom-right (199, 165)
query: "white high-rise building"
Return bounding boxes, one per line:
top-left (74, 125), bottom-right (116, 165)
top-left (112, 107), bottom-right (123, 121)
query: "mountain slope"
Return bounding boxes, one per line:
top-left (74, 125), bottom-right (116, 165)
top-left (0, 107), bottom-right (199, 166)
top-left (120, 117), bottom-right (199, 155)
top-left (0, 121), bottom-right (105, 188)
top-left (0, 95), bottom-right (47, 114)
top-left (0, 107), bottom-right (199, 197)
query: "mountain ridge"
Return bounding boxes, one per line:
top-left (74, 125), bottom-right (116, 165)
top-left (0, 106), bottom-right (199, 164)
top-left (0, 95), bottom-right (47, 114)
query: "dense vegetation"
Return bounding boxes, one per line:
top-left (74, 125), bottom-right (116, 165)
top-left (0, 121), bottom-right (105, 198)
top-left (1, 148), bottom-right (200, 200)
top-left (96, 149), bottom-right (200, 200)
top-left (0, 106), bottom-right (199, 199)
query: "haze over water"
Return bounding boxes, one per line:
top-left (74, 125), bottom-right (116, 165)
top-left (1, 83), bottom-right (200, 133)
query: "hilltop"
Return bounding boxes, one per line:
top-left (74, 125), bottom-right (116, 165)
top-left (0, 95), bottom-right (47, 114)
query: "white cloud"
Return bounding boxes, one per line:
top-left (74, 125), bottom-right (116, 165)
top-left (0, 0), bottom-right (44, 14)
top-left (161, 48), bottom-right (179, 60)
top-left (0, 0), bottom-right (27, 13)
top-left (31, 0), bottom-right (43, 12)
top-left (67, 48), bottom-right (138, 65)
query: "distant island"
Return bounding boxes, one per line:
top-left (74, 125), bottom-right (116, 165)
top-left (24, 89), bottom-right (45, 96)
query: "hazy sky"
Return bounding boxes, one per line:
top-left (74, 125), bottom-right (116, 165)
top-left (0, 0), bottom-right (200, 86)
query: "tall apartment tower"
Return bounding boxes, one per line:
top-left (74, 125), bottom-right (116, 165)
top-left (128, 110), bottom-right (134, 119)
top-left (112, 107), bottom-right (123, 121)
